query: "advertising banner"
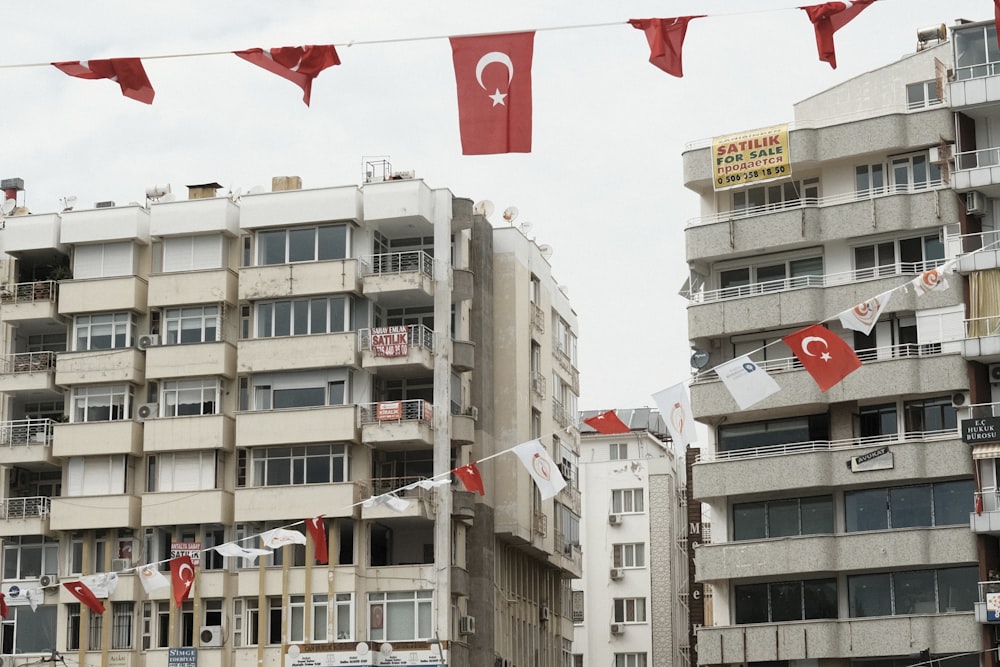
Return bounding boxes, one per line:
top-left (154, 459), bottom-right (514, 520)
top-left (712, 124), bottom-right (791, 191)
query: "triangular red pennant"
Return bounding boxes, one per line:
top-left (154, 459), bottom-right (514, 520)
top-left (52, 58), bottom-right (155, 104)
top-left (800, 1), bottom-right (875, 69)
top-left (628, 16), bottom-right (704, 77)
top-left (584, 410), bottom-right (631, 435)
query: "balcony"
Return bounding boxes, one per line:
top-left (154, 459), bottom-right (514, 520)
top-left (143, 414), bottom-right (235, 453)
top-left (149, 195), bottom-right (240, 237)
top-left (453, 339), bottom-right (475, 372)
top-left (362, 179), bottom-right (436, 232)
top-left (238, 184), bottom-right (362, 229)
top-left (235, 481), bottom-right (363, 522)
top-left (236, 405), bottom-right (358, 447)
top-left (695, 525), bottom-right (974, 583)
top-left (238, 258), bottom-right (363, 301)
top-left (58, 275), bottom-right (148, 314)
top-left (53, 420), bottom-right (143, 457)
top-left (0, 419), bottom-right (56, 466)
top-left (359, 325), bottom-right (434, 378)
top-left (0, 281), bottom-right (59, 322)
top-left (0, 352), bottom-right (58, 394)
top-left (696, 613), bottom-right (978, 665)
top-left (56, 348), bottom-right (145, 385)
top-left (0, 212), bottom-right (65, 255)
top-left (686, 187), bottom-right (955, 262)
top-left (145, 341), bottom-right (236, 380)
top-left (238, 333), bottom-right (357, 373)
top-left (362, 478), bottom-right (435, 521)
top-left (690, 344), bottom-right (967, 420)
top-left (360, 400), bottom-right (433, 448)
top-left (950, 229), bottom-right (1000, 273)
top-left (962, 316), bottom-right (1000, 363)
top-left (362, 252), bottom-right (434, 305)
top-left (0, 496), bottom-right (51, 538)
top-left (694, 429), bottom-right (970, 501)
top-left (49, 493), bottom-right (141, 530)
top-left (953, 147), bottom-right (1000, 197)
top-left (143, 489), bottom-right (234, 526)
top-left (950, 59), bottom-right (1000, 112)
top-left (552, 532), bottom-right (583, 577)
top-left (975, 580), bottom-right (1000, 623)
top-left (147, 269), bottom-right (239, 307)
top-left (60, 204), bottom-right (150, 245)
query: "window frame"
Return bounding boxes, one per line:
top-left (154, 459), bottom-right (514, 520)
top-left (612, 543), bottom-right (646, 569)
top-left (73, 312), bottom-right (136, 351)
top-left (71, 384), bottom-right (133, 423)
top-left (256, 224), bottom-right (350, 265)
top-left (612, 597), bottom-right (647, 624)
top-left (254, 295), bottom-right (353, 338)
top-left (248, 444), bottom-right (349, 488)
top-left (160, 378), bottom-right (221, 417)
top-left (162, 305), bottom-right (221, 345)
top-left (367, 591), bottom-right (433, 641)
top-left (611, 488), bottom-right (645, 514)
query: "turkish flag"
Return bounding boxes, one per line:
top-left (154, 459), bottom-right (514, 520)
top-left (52, 58), bottom-right (155, 104)
top-left (170, 555), bottom-right (196, 608)
top-left (235, 45), bottom-right (340, 106)
top-left (628, 17), bottom-right (704, 78)
top-left (0, 592), bottom-right (7, 619)
top-left (584, 410), bottom-right (631, 435)
top-left (63, 580), bottom-right (105, 615)
top-left (800, 1), bottom-right (876, 69)
top-left (977, 493), bottom-right (984, 516)
top-left (783, 324), bottom-right (862, 392)
top-left (306, 515), bottom-right (329, 565)
top-left (454, 462), bottom-right (485, 496)
top-left (450, 31), bottom-right (534, 155)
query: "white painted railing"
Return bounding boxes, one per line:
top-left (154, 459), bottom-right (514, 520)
top-left (701, 428), bottom-right (959, 463)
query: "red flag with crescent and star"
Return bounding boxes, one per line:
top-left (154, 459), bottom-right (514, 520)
top-left (800, 1), bottom-right (876, 69)
top-left (234, 45), bottom-right (340, 106)
top-left (52, 58), bottom-right (155, 104)
top-left (306, 515), bottom-right (329, 565)
top-left (454, 462), bottom-right (486, 496)
top-left (63, 580), bottom-right (106, 615)
top-left (783, 324), bottom-right (862, 392)
top-left (628, 17), bottom-right (705, 77)
top-left (0, 592), bottom-right (7, 619)
top-left (170, 555), bottom-right (196, 608)
top-left (450, 31), bottom-right (534, 155)
top-left (583, 410), bottom-right (631, 435)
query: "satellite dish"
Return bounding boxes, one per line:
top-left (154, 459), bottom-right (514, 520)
top-left (503, 206), bottom-right (519, 223)
top-left (60, 196), bottom-right (77, 211)
top-left (519, 222), bottom-right (533, 237)
top-left (538, 244), bottom-right (553, 260)
top-left (229, 186), bottom-right (243, 202)
top-left (1, 199), bottom-right (15, 216)
top-left (473, 200), bottom-right (494, 217)
top-left (691, 349), bottom-right (710, 369)
top-left (380, 643), bottom-right (393, 657)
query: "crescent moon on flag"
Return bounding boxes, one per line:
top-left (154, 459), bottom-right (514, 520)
top-left (178, 563), bottom-right (194, 582)
top-left (800, 336), bottom-right (829, 356)
top-left (475, 52), bottom-right (514, 90)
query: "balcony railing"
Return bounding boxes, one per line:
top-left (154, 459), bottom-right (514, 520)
top-left (2, 496), bottom-right (51, 519)
top-left (552, 399), bottom-right (572, 429)
top-left (966, 316), bottom-right (1000, 339)
top-left (945, 228), bottom-right (1000, 257)
top-left (693, 341), bottom-right (953, 385)
top-left (0, 418), bottom-right (56, 446)
top-left (968, 401), bottom-right (1000, 419)
top-left (685, 181), bottom-right (947, 228)
top-left (955, 60), bottom-right (1000, 81)
top-left (358, 399), bottom-right (433, 425)
top-left (0, 280), bottom-right (57, 304)
top-left (0, 352), bottom-right (57, 375)
top-left (700, 427), bottom-right (959, 463)
top-left (955, 147), bottom-right (1000, 171)
top-left (531, 371), bottom-right (546, 399)
top-left (688, 258), bottom-right (946, 303)
top-left (367, 251), bottom-right (433, 278)
top-left (372, 476), bottom-right (431, 497)
top-left (358, 324), bottom-right (434, 353)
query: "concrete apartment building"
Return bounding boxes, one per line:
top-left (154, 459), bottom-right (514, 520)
top-left (0, 171), bottom-right (582, 667)
top-left (571, 409), bottom-right (684, 667)
top-left (683, 27), bottom-right (986, 667)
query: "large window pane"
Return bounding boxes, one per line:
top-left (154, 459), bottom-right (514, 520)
top-left (800, 496), bottom-right (834, 534)
top-left (845, 488), bottom-right (888, 532)
top-left (288, 228), bottom-right (315, 263)
top-left (273, 387), bottom-right (326, 409)
top-left (769, 581), bottom-right (802, 622)
top-left (804, 580), bottom-right (837, 619)
top-left (767, 499), bottom-right (799, 538)
top-left (889, 485), bottom-right (932, 528)
top-left (849, 573), bottom-right (891, 617)
top-left (318, 226), bottom-right (348, 260)
top-left (937, 566), bottom-right (977, 612)
top-left (258, 231), bottom-right (286, 265)
top-left (934, 480), bottom-right (974, 526)
top-left (893, 570), bottom-right (936, 614)
top-left (733, 503), bottom-right (765, 540)
top-left (734, 583), bottom-right (768, 624)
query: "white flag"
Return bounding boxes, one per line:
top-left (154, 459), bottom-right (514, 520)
top-left (512, 439), bottom-right (567, 501)
top-left (136, 564), bottom-right (170, 594)
top-left (261, 528), bottom-right (307, 549)
top-left (402, 478), bottom-right (451, 491)
top-left (838, 290), bottom-right (892, 336)
top-left (23, 586), bottom-right (44, 611)
top-left (716, 355), bottom-right (781, 410)
top-left (911, 261), bottom-right (954, 295)
top-left (362, 493), bottom-right (412, 512)
top-left (214, 542), bottom-right (273, 564)
top-left (81, 572), bottom-right (120, 598)
top-left (652, 383), bottom-right (697, 448)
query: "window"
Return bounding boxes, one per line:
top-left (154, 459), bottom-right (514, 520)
top-left (954, 23), bottom-right (1000, 80)
top-left (235, 598), bottom-right (260, 646)
top-left (249, 444), bottom-right (348, 487)
top-left (142, 600), bottom-right (171, 649)
top-left (90, 607), bottom-right (104, 649)
top-left (72, 384), bottom-right (132, 422)
top-left (732, 496), bottom-right (833, 541)
top-left (849, 567), bottom-right (977, 617)
top-left (163, 305), bottom-right (220, 345)
top-left (611, 489), bottom-right (644, 514)
top-left (255, 296), bottom-right (353, 337)
top-left (609, 442), bottom-right (628, 460)
top-left (368, 591), bottom-right (433, 641)
top-left (74, 313), bottom-right (136, 351)
top-left (906, 80), bottom-right (943, 110)
top-left (257, 224), bottom-right (349, 265)
top-left (67, 604), bottom-right (81, 650)
top-left (3, 605), bottom-right (57, 653)
top-left (66, 456), bottom-right (127, 496)
top-left (853, 234), bottom-right (944, 279)
top-left (554, 503), bottom-right (580, 556)
top-left (313, 594), bottom-right (329, 641)
top-left (859, 403), bottom-right (898, 438)
top-left (559, 443), bottom-right (578, 489)
top-left (161, 379), bottom-right (220, 417)
top-left (855, 163), bottom-right (886, 198)
top-left (904, 396), bottom-right (957, 433)
top-left (612, 598), bottom-right (646, 623)
top-left (3, 536), bottom-right (58, 579)
top-left (335, 593), bottom-right (354, 640)
top-left (890, 153), bottom-right (942, 192)
top-left (615, 654), bottom-right (647, 667)
top-left (147, 451), bottom-right (217, 492)
top-left (162, 235), bottom-right (224, 272)
top-left (735, 579), bottom-right (837, 624)
top-left (718, 414), bottom-right (830, 454)
top-left (845, 480), bottom-right (974, 532)
top-left (733, 179), bottom-right (820, 214)
top-left (612, 543), bottom-right (645, 569)
top-left (73, 242), bottom-right (134, 279)
top-left (112, 602), bottom-right (134, 649)
top-left (554, 316), bottom-right (577, 364)
top-left (249, 370), bottom-right (352, 410)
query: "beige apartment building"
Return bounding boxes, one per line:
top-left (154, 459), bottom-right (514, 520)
top-left (0, 172), bottom-right (581, 667)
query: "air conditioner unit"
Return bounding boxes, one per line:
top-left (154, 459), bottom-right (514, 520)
top-left (539, 606), bottom-right (551, 622)
top-left (39, 574), bottom-right (59, 587)
top-left (200, 625), bottom-right (224, 647)
top-left (951, 392), bottom-right (970, 408)
top-left (111, 558), bottom-right (130, 572)
top-left (136, 403), bottom-right (158, 420)
top-left (608, 514), bottom-right (622, 525)
top-left (459, 615), bottom-right (476, 635)
top-left (610, 567), bottom-right (625, 580)
top-left (990, 364), bottom-right (1000, 384)
top-left (465, 406), bottom-right (479, 420)
top-left (137, 334), bottom-right (160, 350)
top-left (610, 623), bottom-right (625, 635)
top-left (967, 191), bottom-right (989, 216)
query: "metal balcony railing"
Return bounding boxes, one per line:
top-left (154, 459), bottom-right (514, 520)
top-left (968, 401), bottom-right (1000, 419)
top-left (552, 399), bottom-right (572, 429)
top-left (700, 428), bottom-right (959, 463)
top-left (358, 324), bottom-right (434, 353)
top-left (358, 399), bottom-right (433, 425)
top-left (955, 147), bottom-right (1000, 171)
top-left (530, 371), bottom-right (546, 399)
top-left (2, 496), bottom-right (51, 519)
top-left (0, 280), bottom-right (57, 304)
top-left (367, 251), bottom-right (433, 278)
top-left (0, 418), bottom-right (56, 446)
top-left (955, 60), bottom-right (1000, 81)
top-left (945, 228), bottom-right (1000, 257)
top-left (0, 351), bottom-right (57, 375)
top-left (371, 476), bottom-right (431, 498)
top-left (688, 258), bottom-right (946, 303)
top-left (966, 316), bottom-right (1000, 339)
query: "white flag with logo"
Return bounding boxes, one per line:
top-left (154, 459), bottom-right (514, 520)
top-left (81, 572), bottom-right (120, 598)
top-left (23, 586), bottom-right (44, 611)
top-left (261, 528), bottom-right (307, 549)
top-left (652, 382), bottom-right (697, 448)
top-left (136, 564), bottom-right (170, 594)
top-left (716, 355), bottom-right (781, 410)
top-left (911, 260), bottom-right (954, 295)
top-left (362, 493), bottom-right (411, 512)
top-left (838, 290), bottom-right (892, 336)
top-left (513, 439), bottom-right (567, 500)
top-left (214, 542), bottom-right (273, 564)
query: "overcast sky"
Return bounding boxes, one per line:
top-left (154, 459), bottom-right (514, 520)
top-left (0, 0), bottom-right (987, 411)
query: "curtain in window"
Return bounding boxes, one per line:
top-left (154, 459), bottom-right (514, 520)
top-left (969, 269), bottom-right (1000, 337)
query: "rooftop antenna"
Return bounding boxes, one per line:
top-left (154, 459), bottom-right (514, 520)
top-left (228, 185), bottom-right (243, 202)
top-left (60, 195), bottom-right (77, 212)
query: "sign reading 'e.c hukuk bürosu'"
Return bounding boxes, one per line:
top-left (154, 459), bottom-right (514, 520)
top-left (963, 416), bottom-right (1000, 444)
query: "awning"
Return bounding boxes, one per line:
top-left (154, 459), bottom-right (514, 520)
top-left (973, 442), bottom-right (1000, 459)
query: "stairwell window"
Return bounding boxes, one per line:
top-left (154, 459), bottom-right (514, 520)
top-left (257, 224), bottom-right (349, 265)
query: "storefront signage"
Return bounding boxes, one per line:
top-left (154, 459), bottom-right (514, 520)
top-left (962, 416), bottom-right (1000, 444)
top-left (168, 649), bottom-right (197, 667)
top-left (289, 643), bottom-right (445, 667)
top-left (712, 124), bottom-right (791, 191)
top-left (849, 446), bottom-right (892, 473)
top-left (170, 542), bottom-right (201, 566)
